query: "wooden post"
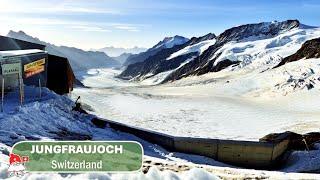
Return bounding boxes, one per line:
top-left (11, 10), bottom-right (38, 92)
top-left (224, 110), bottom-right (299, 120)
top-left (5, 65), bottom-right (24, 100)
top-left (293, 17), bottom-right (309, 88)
top-left (1, 77), bottom-right (4, 112)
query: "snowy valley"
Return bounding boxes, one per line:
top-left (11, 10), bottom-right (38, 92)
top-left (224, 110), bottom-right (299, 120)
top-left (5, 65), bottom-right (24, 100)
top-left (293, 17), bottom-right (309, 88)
top-left (2, 19), bottom-right (320, 179)
top-left (72, 20), bottom-right (320, 140)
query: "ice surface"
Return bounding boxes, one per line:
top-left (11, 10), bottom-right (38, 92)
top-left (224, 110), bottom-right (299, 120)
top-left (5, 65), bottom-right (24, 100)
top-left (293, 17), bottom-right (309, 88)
top-left (73, 67), bottom-right (320, 141)
top-left (0, 72), bottom-right (319, 178)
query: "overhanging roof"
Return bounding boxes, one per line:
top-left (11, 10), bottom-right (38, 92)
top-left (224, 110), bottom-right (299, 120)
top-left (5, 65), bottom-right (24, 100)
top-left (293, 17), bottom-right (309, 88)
top-left (0, 35), bottom-right (46, 51)
top-left (0, 49), bottom-right (46, 58)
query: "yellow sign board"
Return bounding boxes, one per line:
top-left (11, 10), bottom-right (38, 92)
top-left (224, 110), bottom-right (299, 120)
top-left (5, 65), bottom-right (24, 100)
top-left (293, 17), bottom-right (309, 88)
top-left (24, 58), bottom-right (45, 78)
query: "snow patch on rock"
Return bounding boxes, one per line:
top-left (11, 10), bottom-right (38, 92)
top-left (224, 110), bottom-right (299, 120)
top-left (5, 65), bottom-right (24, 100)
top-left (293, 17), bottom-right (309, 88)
top-left (167, 39), bottom-right (216, 60)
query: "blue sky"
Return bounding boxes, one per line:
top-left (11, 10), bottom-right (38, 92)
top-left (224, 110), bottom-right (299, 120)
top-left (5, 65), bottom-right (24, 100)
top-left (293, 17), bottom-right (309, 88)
top-left (0, 0), bottom-right (319, 50)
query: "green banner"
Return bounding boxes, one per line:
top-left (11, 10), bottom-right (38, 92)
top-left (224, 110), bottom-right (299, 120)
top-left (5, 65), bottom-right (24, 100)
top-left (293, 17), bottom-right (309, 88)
top-left (11, 141), bottom-right (143, 173)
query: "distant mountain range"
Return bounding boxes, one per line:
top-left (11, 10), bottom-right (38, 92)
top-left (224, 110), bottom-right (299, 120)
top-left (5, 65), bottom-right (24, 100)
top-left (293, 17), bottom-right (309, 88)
top-left (92, 46), bottom-right (147, 57)
top-left (118, 20), bottom-right (320, 88)
top-left (112, 53), bottom-right (132, 65)
top-left (7, 31), bottom-right (120, 73)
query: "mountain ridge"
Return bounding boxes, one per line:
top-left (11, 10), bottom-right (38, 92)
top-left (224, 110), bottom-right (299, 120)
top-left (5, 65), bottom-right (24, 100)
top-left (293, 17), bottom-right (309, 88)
top-left (119, 33), bottom-right (215, 81)
top-left (164, 20), bottom-right (301, 81)
top-left (119, 19), bottom-right (319, 84)
top-left (123, 35), bottom-right (189, 66)
top-left (7, 30), bottom-right (120, 73)
top-left (92, 46), bottom-right (147, 57)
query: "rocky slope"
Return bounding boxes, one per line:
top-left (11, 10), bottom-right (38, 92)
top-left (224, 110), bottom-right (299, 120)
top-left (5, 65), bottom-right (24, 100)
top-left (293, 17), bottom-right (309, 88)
top-left (119, 20), bottom-right (303, 84)
top-left (168, 20), bottom-right (300, 79)
top-left (275, 37), bottom-right (320, 68)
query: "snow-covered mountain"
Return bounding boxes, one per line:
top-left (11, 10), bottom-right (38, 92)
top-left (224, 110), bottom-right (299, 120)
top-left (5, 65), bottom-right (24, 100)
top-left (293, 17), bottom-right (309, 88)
top-left (7, 31), bottom-right (120, 74)
top-left (119, 20), bottom-right (320, 88)
top-left (119, 34), bottom-right (214, 82)
top-left (123, 35), bottom-right (189, 66)
top-left (113, 53), bottom-right (133, 65)
top-left (153, 35), bottom-right (190, 49)
top-left (93, 46), bottom-right (147, 57)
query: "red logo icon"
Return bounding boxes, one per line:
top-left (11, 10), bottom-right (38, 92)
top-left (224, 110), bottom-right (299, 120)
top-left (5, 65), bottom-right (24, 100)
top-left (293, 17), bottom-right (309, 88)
top-left (8, 153), bottom-right (29, 177)
top-left (9, 153), bottom-right (29, 165)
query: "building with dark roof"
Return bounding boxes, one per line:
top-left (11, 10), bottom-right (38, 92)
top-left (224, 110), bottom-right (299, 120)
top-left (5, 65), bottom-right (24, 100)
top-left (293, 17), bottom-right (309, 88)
top-left (0, 35), bottom-right (74, 95)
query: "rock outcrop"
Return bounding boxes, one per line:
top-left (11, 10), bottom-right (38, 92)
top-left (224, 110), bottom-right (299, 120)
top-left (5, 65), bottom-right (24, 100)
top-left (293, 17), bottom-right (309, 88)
top-left (275, 37), bottom-right (320, 68)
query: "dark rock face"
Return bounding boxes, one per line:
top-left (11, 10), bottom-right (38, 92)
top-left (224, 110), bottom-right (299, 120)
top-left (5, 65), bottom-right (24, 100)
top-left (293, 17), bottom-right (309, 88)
top-left (215, 20), bottom-right (299, 45)
top-left (188, 33), bottom-right (216, 45)
top-left (163, 59), bottom-right (239, 83)
top-left (260, 131), bottom-right (320, 151)
top-left (120, 20), bottom-right (300, 83)
top-left (51, 129), bottom-right (92, 140)
top-left (212, 59), bottom-right (241, 72)
top-left (275, 37), bottom-right (320, 68)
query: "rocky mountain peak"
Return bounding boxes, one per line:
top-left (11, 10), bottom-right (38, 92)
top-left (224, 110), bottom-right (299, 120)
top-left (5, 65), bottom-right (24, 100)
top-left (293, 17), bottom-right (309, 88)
top-left (216, 20), bottom-right (300, 45)
top-left (7, 30), bottom-right (44, 45)
top-left (189, 33), bottom-right (216, 45)
top-left (153, 35), bottom-right (189, 49)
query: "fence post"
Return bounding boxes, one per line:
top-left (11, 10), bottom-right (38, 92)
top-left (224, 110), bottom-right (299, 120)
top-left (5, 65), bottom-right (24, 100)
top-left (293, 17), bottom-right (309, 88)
top-left (22, 75), bottom-right (24, 104)
top-left (19, 73), bottom-right (22, 106)
top-left (1, 77), bottom-right (4, 112)
top-left (18, 73), bottom-right (24, 106)
top-left (39, 78), bottom-right (42, 99)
